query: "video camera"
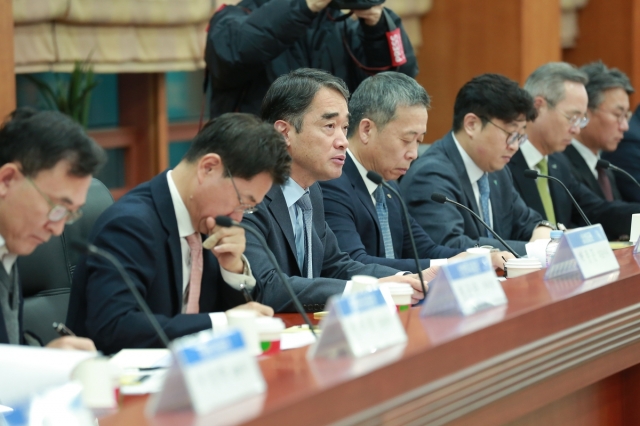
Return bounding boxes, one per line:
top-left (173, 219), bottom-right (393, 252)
top-left (328, 0), bottom-right (385, 10)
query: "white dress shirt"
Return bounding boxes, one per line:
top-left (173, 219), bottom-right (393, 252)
top-left (519, 140), bottom-right (545, 171)
top-left (347, 149), bottom-right (380, 204)
top-left (0, 235), bottom-right (17, 275)
top-left (167, 171), bottom-right (256, 328)
top-left (571, 139), bottom-right (600, 179)
top-left (452, 133), bottom-right (493, 223)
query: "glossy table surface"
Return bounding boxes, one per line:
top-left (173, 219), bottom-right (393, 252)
top-left (102, 248), bottom-right (640, 426)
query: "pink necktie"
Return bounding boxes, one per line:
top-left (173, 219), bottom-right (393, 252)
top-left (185, 233), bottom-right (203, 314)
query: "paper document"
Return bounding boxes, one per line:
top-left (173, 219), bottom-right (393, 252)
top-left (108, 349), bottom-right (171, 371)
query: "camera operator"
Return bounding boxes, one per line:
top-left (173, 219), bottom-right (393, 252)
top-left (205, 0), bottom-right (418, 117)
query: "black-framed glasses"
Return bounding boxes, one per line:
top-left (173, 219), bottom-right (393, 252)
top-left (559, 111), bottom-right (589, 129)
top-left (25, 176), bottom-right (83, 224)
top-left (226, 169), bottom-right (258, 214)
top-left (486, 120), bottom-right (528, 147)
top-left (596, 108), bottom-right (632, 125)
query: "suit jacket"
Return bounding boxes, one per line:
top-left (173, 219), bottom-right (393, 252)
top-left (399, 133), bottom-right (543, 256)
top-left (508, 149), bottom-right (640, 240)
top-left (319, 155), bottom-right (462, 271)
top-left (602, 104), bottom-right (640, 202)
top-left (243, 182), bottom-right (400, 313)
top-left (563, 144), bottom-right (622, 201)
top-left (67, 171), bottom-right (246, 355)
top-left (0, 284), bottom-right (23, 345)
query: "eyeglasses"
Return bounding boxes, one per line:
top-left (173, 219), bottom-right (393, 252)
top-left (596, 108), bottom-right (633, 125)
top-left (486, 120), bottom-right (528, 147)
top-left (25, 176), bottom-right (83, 224)
top-left (226, 169), bottom-right (258, 214)
top-left (559, 111), bottom-right (589, 129)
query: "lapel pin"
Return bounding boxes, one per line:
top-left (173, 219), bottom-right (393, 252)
top-left (387, 194), bottom-right (392, 199)
top-left (551, 164), bottom-right (557, 169)
top-left (493, 179), bottom-right (497, 186)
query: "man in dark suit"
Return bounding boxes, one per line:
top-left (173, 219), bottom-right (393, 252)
top-left (244, 68), bottom-right (425, 313)
top-left (320, 72), bottom-right (512, 270)
top-left (400, 74), bottom-right (550, 256)
top-left (602, 104), bottom-right (640, 202)
top-left (0, 108), bottom-right (104, 349)
top-left (515, 62), bottom-right (640, 240)
top-left (67, 114), bottom-right (289, 354)
top-left (563, 61), bottom-right (634, 202)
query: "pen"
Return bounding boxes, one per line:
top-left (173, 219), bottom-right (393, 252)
top-left (240, 283), bottom-right (254, 303)
top-left (52, 322), bottom-right (76, 337)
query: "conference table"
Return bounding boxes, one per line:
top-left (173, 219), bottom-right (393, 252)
top-left (102, 247), bottom-right (640, 425)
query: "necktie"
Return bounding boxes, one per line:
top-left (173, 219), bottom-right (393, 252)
top-left (296, 192), bottom-right (313, 279)
top-left (597, 166), bottom-right (614, 201)
top-left (374, 186), bottom-right (395, 259)
top-left (185, 232), bottom-right (203, 314)
top-left (477, 173), bottom-right (493, 238)
top-left (535, 158), bottom-right (556, 224)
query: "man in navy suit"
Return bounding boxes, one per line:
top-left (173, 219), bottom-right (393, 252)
top-left (602, 104), bottom-right (640, 202)
top-left (511, 62), bottom-right (640, 240)
top-left (243, 68), bottom-right (425, 313)
top-left (400, 74), bottom-right (551, 256)
top-left (0, 108), bottom-right (104, 349)
top-left (562, 61), bottom-right (634, 202)
top-left (67, 114), bottom-right (289, 354)
top-left (320, 72), bottom-right (512, 271)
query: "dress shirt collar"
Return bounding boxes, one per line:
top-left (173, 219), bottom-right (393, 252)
top-left (0, 234), bottom-right (17, 275)
top-left (281, 177), bottom-right (308, 209)
top-left (347, 149), bottom-right (379, 196)
top-left (519, 140), bottom-right (546, 171)
top-left (452, 132), bottom-right (485, 183)
top-left (166, 170), bottom-right (196, 238)
top-left (571, 139), bottom-right (600, 172)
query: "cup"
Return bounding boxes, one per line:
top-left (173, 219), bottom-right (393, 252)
top-left (256, 317), bottom-right (285, 355)
top-left (630, 213), bottom-right (640, 243)
top-left (349, 275), bottom-right (379, 294)
top-left (226, 310), bottom-right (261, 356)
top-left (466, 247), bottom-right (492, 266)
top-left (379, 283), bottom-right (413, 312)
top-left (504, 258), bottom-right (542, 278)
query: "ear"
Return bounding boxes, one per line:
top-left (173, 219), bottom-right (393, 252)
top-left (196, 153), bottom-right (223, 182)
top-left (533, 96), bottom-right (546, 111)
top-left (463, 113), bottom-right (482, 138)
top-left (0, 163), bottom-right (20, 198)
top-left (274, 120), bottom-right (292, 147)
top-left (358, 119), bottom-right (375, 144)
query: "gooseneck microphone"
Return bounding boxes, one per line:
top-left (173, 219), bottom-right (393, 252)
top-left (215, 216), bottom-right (317, 338)
top-left (71, 241), bottom-right (171, 348)
top-left (366, 171), bottom-right (426, 297)
top-left (523, 169), bottom-right (592, 226)
top-left (430, 193), bottom-right (521, 258)
top-left (596, 159), bottom-right (640, 191)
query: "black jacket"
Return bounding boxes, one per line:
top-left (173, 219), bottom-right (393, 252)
top-left (205, 0), bottom-right (418, 117)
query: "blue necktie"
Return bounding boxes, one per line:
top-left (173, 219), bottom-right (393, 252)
top-left (295, 192), bottom-right (313, 278)
top-left (374, 186), bottom-right (395, 259)
top-left (477, 173), bottom-right (493, 238)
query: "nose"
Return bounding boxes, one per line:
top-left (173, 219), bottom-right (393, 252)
top-left (569, 124), bottom-right (581, 136)
top-left (46, 219), bottom-right (66, 237)
top-left (230, 210), bottom-right (244, 223)
top-left (335, 131), bottom-right (348, 149)
top-left (407, 143), bottom-right (419, 161)
top-left (621, 118), bottom-right (630, 132)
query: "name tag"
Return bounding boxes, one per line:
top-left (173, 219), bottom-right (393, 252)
top-left (421, 255), bottom-right (507, 316)
top-left (147, 329), bottom-right (266, 416)
top-left (545, 224), bottom-right (619, 280)
top-left (308, 288), bottom-right (407, 359)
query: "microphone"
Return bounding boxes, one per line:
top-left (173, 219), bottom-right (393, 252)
top-left (430, 193), bottom-right (521, 258)
top-left (523, 169), bottom-right (592, 226)
top-left (596, 159), bottom-right (640, 191)
top-left (366, 171), bottom-right (426, 297)
top-left (70, 241), bottom-right (171, 348)
top-left (215, 216), bottom-right (317, 338)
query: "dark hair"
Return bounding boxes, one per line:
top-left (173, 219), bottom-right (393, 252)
top-left (453, 74), bottom-right (537, 131)
top-left (261, 68), bottom-right (349, 132)
top-left (0, 108), bottom-right (106, 177)
top-left (184, 113), bottom-right (291, 185)
top-left (347, 72), bottom-right (430, 138)
top-left (580, 61), bottom-right (634, 109)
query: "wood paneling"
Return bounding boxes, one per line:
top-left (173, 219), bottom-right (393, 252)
top-left (562, 0), bottom-right (640, 108)
top-left (0, 0), bottom-right (16, 120)
top-left (417, 0), bottom-right (561, 143)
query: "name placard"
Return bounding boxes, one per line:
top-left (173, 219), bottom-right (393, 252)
top-left (147, 329), bottom-right (266, 416)
top-left (308, 288), bottom-right (407, 359)
top-left (545, 224), bottom-right (619, 280)
top-left (634, 233), bottom-right (640, 254)
top-left (421, 255), bottom-right (507, 317)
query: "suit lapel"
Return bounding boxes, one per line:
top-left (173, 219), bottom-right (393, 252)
top-left (266, 185), bottom-right (299, 266)
top-left (344, 156), bottom-right (383, 251)
top-left (564, 145), bottom-right (603, 197)
top-left (0, 305), bottom-right (8, 344)
top-left (510, 150), bottom-right (546, 216)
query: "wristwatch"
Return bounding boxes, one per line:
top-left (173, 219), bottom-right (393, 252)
top-left (536, 220), bottom-right (557, 231)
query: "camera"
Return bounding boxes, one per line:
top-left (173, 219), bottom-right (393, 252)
top-left (327, 0), bottom-right (385, 10)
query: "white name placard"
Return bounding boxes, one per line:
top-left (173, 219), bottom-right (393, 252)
top-left (308, 288), bottom-right (407, 359)
top-left (421, 255), bottom-right (507, 317)
top-left (147, 329), bottom-right (266, 416)
top-left (545, 224), bottom-right (619, 280)
top-left (634, 233), bottom-right (640, 254)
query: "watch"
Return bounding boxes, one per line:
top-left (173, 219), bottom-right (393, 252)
top-left (536, 220), bottom-right (557, 231)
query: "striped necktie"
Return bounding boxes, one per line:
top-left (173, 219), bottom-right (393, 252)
top-left (374, 186), bottom-right (395, 258)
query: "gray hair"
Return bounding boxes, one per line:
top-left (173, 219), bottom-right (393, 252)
top-left (580, 61), bottom-right (634, 109)
top-left (347, 72), bottom-right (430, 138)
top-left (261, 68), bottom-right (349, 132)
top-left (524, 62), bottom-right (588, 108)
